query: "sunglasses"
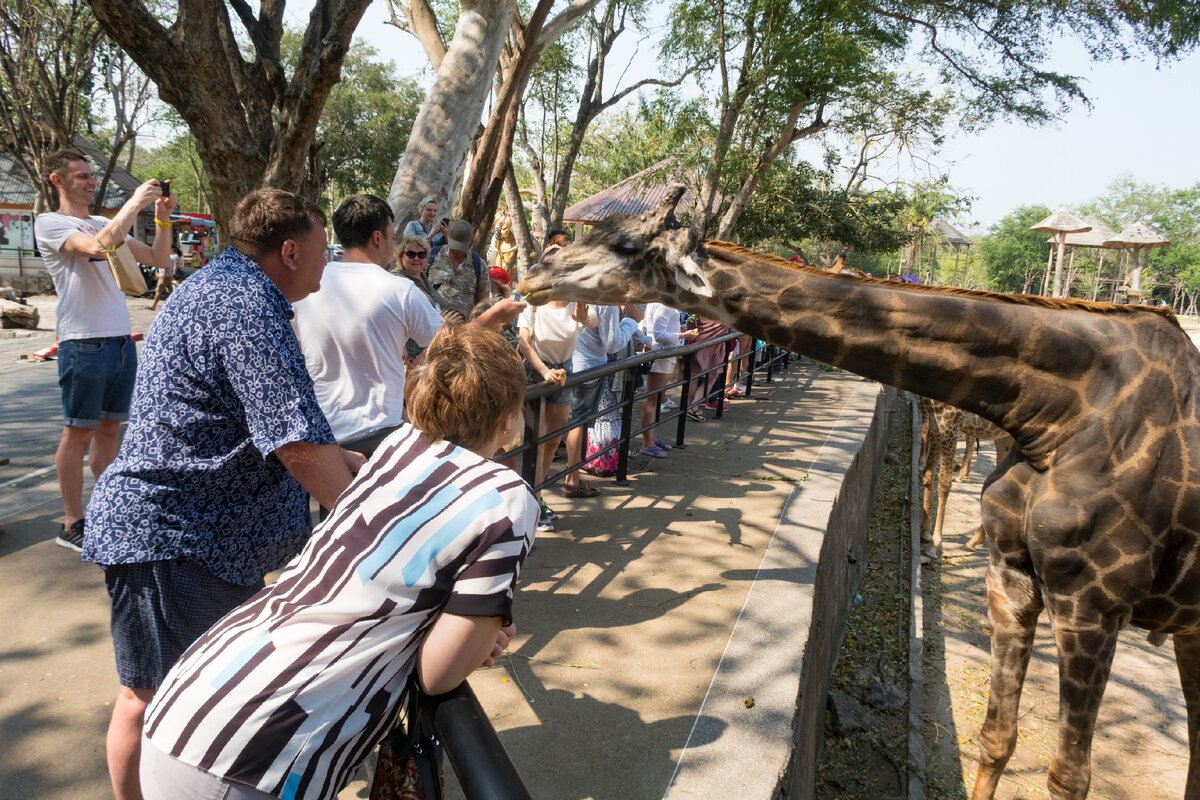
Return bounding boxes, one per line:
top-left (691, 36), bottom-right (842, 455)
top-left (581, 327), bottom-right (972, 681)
top-left (403, 251), bottom-right (428, 259)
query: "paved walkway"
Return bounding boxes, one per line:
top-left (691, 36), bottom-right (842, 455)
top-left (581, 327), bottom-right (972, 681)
top-left (0, 297), bottom-right (886, 800)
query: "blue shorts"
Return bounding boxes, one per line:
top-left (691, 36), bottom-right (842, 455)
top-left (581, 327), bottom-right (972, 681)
top-left (569, 374), bottom-right (609, 427)
top-left (104, 560), bottom-right (262, 690)
top-left (58, 336), bottom-right (137, 429)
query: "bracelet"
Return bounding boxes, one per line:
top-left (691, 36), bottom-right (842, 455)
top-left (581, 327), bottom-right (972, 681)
top-left (154, 218), bottom-right (172, 229)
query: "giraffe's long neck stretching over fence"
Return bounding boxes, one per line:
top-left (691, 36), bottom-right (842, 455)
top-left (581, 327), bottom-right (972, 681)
top-left (691, 243), bottom-right (1194, 471)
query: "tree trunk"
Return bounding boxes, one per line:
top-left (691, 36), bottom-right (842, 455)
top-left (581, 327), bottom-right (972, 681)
top-left (89, 0), bottom-right (370, 241)
top-left (0, 298), bottom-right (39, 329)
top-left (388, 0), bottom-right (513, 234)
top-left (503, 163), bottom-right (535, 277)
top-left (713, 103), bottom-right (826, 239)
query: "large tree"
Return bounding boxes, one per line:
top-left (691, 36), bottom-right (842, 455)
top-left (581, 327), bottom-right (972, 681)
top-left (385, 0), bottom-right (601, 247)
top-left (0, 0), bottom-right (101, 211)
top-left (977, 205), bottom-right (1054, 293)
top-left (88, 0), bottom-right (372, 236)
top-left (664, 0), bottom-right (1200, 239)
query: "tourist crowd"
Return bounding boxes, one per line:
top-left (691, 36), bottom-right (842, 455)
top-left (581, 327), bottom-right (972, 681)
top-left (31, 148), bottom-right (758, 800)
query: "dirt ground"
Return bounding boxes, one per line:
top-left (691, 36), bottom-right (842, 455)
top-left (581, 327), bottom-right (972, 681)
top-left (817, 394), bottom-right (1191, 800)
top-left (816, 392), bottom-right (913, 799)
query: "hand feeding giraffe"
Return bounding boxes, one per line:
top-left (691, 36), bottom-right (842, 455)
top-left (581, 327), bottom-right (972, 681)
top-left (519, 187), bottom-right (1200, 800)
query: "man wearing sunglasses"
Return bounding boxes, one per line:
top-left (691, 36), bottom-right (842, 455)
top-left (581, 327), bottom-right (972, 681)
top-left (293, 195), bottom-right (524, 458)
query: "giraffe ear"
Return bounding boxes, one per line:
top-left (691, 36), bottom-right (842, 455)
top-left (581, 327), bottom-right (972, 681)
top-left (674, 252), bottom-right (714, 298)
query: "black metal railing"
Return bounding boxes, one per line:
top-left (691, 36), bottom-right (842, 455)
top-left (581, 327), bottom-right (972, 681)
top-left (506, 333), bottom-right (790, 490)
top-left (410, 335), bottom-right (791, 799)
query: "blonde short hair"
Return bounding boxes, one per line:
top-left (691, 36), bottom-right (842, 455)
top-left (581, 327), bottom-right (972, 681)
top-left (406, 325), bottom-right (525, 451)
top-left (398, 235), bottom-right (430, 257)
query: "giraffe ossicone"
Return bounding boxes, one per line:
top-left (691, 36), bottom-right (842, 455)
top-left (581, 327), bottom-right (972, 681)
top-left (521, 189), bottom-right (1200, 800)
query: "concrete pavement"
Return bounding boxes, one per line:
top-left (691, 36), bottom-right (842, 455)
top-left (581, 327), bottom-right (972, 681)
top-left (1, 295), bottom-right (890, 799)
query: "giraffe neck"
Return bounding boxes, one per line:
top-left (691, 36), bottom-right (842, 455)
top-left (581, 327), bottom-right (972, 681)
top-left (674, 247), bottom-right (1190, 468)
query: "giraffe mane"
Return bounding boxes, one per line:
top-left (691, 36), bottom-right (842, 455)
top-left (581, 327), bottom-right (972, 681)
top-left (704, 240), bottom-right (1182, 330)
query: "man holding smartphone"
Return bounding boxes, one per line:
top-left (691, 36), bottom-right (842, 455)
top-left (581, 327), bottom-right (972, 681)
top-left (33, 149), bottom-right (175, 552)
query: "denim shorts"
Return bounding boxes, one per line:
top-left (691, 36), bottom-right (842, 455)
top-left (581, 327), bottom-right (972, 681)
top-left (105, 560), bottom-right (262, 690)
top-left (58, 336), bottom-right (137, 428)
top-left (528, 360), bottom-right (574, 406)
top-left (569, 374), bottom-right (609, 427)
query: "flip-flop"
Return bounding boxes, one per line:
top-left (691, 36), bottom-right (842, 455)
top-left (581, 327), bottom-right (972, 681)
top-left (562, 482), bottom-right (601, 498)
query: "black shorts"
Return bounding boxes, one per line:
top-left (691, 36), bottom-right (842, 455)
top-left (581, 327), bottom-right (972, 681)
top-left (104, 560), bottom-right (262, 690)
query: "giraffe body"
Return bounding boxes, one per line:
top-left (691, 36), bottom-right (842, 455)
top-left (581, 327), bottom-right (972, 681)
top-left (519, 189), bottom-right (1200, 799)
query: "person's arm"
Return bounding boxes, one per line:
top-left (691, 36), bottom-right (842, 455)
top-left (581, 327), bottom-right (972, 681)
top-left (570, 301), bottom-right (590, 326)
top-left (517, 326), bottom-right (562, 384)
top-left (416, 614), bottom-right (514, 695)
top-left (125, 195), bottom-right (176, 270)
top-left (274, 442), bottom-right (364, 510)
top-left (58, 180), bottom-right (163, 259)
top-left (466, 298), bottom-right (525, 330)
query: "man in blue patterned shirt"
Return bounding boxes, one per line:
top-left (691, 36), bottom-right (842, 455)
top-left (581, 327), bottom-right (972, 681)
top-left (83, 188), bottom-right (367, 800)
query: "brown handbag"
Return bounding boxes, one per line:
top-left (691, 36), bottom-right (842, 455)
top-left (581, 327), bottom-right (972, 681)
top-left (101, 240), bottom-right (147, 297)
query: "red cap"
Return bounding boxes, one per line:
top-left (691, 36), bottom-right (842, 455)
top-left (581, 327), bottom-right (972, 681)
top-left (488, 266), bottom-right (511, 285)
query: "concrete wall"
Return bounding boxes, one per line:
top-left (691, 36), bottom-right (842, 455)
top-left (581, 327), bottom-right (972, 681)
top-left (777, 384), bottom-right (897, 799)
top-left (664, 380), bottom-right (897, 800)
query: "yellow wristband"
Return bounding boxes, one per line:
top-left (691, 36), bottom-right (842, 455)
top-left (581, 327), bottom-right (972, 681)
top-left (154, 218), bottom-right (172, 229)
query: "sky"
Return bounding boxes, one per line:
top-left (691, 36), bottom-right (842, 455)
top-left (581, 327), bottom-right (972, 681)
top-left (292, 2), bottom-right (1200, 232)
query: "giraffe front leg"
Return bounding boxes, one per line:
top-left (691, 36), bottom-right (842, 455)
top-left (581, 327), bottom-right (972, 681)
top-left (972, 561), bottom-right (1043, 799)
top-left (1175, 631), bottom-right (1200, 799)
top-left (932, 438), bottom-right (956, 555)
top-left (1044, 618), bottom-right (1121, 799)
top-left (958, 435), bottom-right (977, 478)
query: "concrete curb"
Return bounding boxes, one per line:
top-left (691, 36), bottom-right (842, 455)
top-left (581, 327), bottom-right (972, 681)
top-left (906, 394), bottom-right (927, 800)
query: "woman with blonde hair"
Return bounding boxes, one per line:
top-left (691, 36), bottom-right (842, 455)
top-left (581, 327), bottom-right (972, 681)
top-left (138, 325), bottom-right (538, 800)
top-left (403, 195), bottom-right (447, 247)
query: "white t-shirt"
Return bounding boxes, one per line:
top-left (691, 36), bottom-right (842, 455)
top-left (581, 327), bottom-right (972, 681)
top-left (292, 260), bottom-right (444, 442)
top-left (34, 212), bottom-right (131, 341)
top-left (517, 302), bottom-right (579, 365)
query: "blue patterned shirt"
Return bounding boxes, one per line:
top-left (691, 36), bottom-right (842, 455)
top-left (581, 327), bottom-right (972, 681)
top-left (84, 247), bottom-right (336, 586)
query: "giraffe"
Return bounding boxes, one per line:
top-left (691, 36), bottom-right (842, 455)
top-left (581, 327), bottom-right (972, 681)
top-left (518, 187), bottom-right (1200, 800)
top-left (920, 398), bottom-right (1014, 555)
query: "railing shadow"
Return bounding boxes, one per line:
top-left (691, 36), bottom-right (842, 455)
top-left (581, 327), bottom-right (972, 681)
top-left (414, 336), bottom-right (792, 799)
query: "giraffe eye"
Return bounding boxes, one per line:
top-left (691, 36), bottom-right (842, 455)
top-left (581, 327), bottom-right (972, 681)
top-left (613, 241), bottom-right (640, 256)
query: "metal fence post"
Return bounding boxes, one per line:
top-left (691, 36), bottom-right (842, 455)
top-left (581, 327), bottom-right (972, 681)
top-left (614, 364), bottom-right (637, 486)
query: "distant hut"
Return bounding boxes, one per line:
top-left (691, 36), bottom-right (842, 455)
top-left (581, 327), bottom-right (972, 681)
top-left (562, 157), bottom-right (713, 240)
top-left (928, 218), bottom-right (974, 283)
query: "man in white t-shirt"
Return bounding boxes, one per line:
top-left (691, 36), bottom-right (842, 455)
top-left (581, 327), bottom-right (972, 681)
top-left (33, 148), bottom-right (175, 552)
top-left (293, 194), bottom-right (524, 457)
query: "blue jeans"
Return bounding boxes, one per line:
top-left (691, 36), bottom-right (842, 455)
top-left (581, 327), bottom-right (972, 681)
top-left (58, 336), bottom-right (137, 428)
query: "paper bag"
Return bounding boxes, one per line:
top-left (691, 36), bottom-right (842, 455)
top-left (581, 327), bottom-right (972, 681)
top-left (105, 242), bottom-right (147, 297)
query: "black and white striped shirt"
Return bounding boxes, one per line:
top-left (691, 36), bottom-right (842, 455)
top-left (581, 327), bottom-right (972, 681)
top-left (144, 425), bottom-right (538, 800)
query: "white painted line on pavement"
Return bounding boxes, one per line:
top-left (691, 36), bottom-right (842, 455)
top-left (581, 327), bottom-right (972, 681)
top-left (0, 464), bottom-right (55, 491)
top-left (0, 495), bottom-right (58, 523)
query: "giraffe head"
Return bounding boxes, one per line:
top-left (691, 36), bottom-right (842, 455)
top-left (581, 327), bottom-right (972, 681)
top-left (519, 185), bottom-right (715, 306)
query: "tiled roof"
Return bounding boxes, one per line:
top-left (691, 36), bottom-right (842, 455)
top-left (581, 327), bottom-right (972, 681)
top-left (929, 218), bottom-right (973, 246)
top-left (563, 158), bottom-right (709, 225)
top-left (0, 135), bottom-right (143, 211)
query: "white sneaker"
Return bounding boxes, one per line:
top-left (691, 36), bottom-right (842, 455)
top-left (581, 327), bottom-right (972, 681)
top-left (662, 398), bottom-right (678, 410)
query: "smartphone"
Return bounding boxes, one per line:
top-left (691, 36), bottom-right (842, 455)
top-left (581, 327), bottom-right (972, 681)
top-left (441, 217), bottom-right (449, 225)
top-left (160, 179), bottom-right (171, 198)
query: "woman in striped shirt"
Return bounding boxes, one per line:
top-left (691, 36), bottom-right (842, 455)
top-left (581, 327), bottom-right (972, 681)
top-left (139, 325), bottom-right (539, 800)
